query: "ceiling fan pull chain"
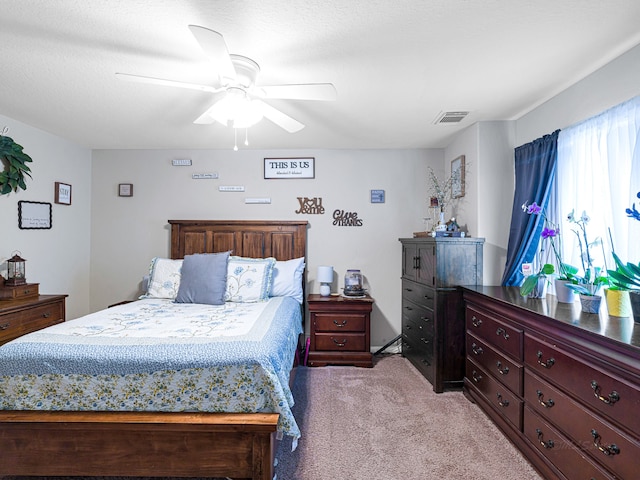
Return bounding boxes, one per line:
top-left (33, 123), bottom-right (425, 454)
top-left (233, 128), bottom-right (238, 151)
top-left (244, 129), bottom-right (249, 146)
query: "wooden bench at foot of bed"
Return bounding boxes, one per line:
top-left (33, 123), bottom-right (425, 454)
top-left (0, 410), bottom-right (279, 480)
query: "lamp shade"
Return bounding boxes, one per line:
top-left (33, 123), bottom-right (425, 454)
top-left (317, 266), bottom-right (333, 283)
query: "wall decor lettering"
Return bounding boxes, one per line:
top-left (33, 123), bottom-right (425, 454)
top-left (264, 157), bottom-right (314, 179)
top-left (18, 200), bottom-right (52, 229)
top-left (295, 197), bottom-right (325, 214)
top-left (333, 209), bottom-right (363, 226)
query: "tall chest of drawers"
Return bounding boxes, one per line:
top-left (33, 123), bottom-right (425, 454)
top-left (0, 294), bottom-right (67, 345)
top-left (463, 286), bottom-right (640, 480)
top-left (399, 237), bottom-right (484, 392)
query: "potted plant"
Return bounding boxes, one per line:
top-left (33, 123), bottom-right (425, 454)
top-left (607, 192), bottom-right (640, 321)
top-left (519, 202), bottom-right (578, 301)
top-left (563, 210), bottom-right (609, 313)
top-left (608, 253), bottom-right (640, 321)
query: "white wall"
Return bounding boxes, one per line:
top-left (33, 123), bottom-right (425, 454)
top-left (90, 148), bottom-right (442, 347)
top-left (0, 114), bottom-right (92, 319)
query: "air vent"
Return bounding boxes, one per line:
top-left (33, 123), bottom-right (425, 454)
top-left (433, 111), bottom-right (470, 125)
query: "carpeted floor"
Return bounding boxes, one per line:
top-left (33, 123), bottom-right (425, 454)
top-left (273, 354), bottom-right (543, 479)
top-left (0, 354), bottom-right (543, 480)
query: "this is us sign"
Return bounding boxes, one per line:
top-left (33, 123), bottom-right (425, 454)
top-left (264, 157), bottom-right (315, 179)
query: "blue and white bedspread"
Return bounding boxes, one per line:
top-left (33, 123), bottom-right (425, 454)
top-left (0, 296), bottom-right (303, 441)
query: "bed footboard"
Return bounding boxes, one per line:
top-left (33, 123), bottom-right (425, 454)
top-left (0, 411), bottom-right (278, 480)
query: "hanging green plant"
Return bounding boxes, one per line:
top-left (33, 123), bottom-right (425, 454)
top-left (0, 134), bottom-right (33, 195)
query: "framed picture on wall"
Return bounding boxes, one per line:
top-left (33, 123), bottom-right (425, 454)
top-left (54, 182), bottom-right (72, 205)
top-left (118, 183), bottom-right (133, 197)
top-left (451, 155), bottom-right (465, 199)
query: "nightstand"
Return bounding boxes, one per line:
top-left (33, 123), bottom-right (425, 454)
top-left (0, 294), bottom-right (67, 345)
top-left (307, 293), bottom-right (374, 367)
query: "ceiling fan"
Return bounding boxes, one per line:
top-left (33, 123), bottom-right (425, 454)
top-left (116, 25), bottom-right (337, 133)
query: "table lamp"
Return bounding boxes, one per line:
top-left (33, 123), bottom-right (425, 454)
top-left (317, 266), bottom-right (333, 296)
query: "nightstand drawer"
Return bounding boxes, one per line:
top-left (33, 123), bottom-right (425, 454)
top-left (314, 333), bottom-right (367, 351)
top-left (313, 313), bottom-right (365, 332)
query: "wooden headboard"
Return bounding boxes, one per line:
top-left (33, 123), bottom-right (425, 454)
top-left (169, 220), bottom-right (308, 261)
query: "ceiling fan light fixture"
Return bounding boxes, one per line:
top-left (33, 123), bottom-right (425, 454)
top-left (211, 87), bottom-right (264, 128)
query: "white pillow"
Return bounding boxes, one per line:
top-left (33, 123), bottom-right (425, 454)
top-left (270, 257), bottom-right (305, 304)
top-left (141, 257), bottom-right (183, 299)
top-left (225, 256), bottom-right (276, 303)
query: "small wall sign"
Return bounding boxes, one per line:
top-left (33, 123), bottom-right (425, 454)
top-left (264, 157), bottom-right (314, 179)
top-left (118, 183), bottom-right (133, 197)
top-left (54, 182), bottom-right (72, 205)
top-left (333, 209), bottom-right (363, 226)
top-left (18, 200), bottom-right (52, 229)
top-left (370, 189), bottom-right (385, 203)
top-left (295, 197), bottom-right (325, 214)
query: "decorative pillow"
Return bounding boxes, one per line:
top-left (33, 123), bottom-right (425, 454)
top-left (141, 257), bottom-right (183, 299)
top-left (270, 257), bottom-right (305, 304)
top-left (175, 252), bottom-right (230, 305)
top-left (225, 256), bottom-right (276, 303)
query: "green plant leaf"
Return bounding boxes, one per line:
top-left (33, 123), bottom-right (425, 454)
top-left (520, 275), bottom-right (540, 297)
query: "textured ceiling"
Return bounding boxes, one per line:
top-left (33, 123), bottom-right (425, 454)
top-left (1, 0), bottom-right (640, 150)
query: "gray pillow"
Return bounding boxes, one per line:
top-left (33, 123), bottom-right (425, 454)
top-left (175, 251), bottom-right (230, 305)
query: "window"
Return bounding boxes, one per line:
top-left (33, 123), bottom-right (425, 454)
top-left (555, 96), bottom-right (640, 274)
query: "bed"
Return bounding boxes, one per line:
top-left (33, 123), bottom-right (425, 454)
top-left (0, 219), bottom-right (308, 480)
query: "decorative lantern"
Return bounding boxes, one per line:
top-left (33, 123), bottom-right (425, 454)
top-left (6, 252), bottom-right (26, 286)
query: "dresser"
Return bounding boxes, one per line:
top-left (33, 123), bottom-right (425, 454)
top-left (400, 237), bottom-right (484, 392)
top-left (463, 286), bottom-right (640, 480)
top-left (0, 294), bottom-right (67, 345)
top-left (307, 293), bottom-right (374, 367)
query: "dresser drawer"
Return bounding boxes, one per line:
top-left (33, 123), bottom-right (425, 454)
top-left (525, 369), bottom-right (640, 479)
top-left (401, 280), bottom-right (434, 309)
top-left (523, 406), bottom-right (614, 480)
top-left (402, 300), bottom-right (434, 336)
top-left (403, 336), bottom-right (433, 380)
top-left (313, 313), bottom-right (366, 332)
top-left (466, 358), bottom-right (523, 429)
top-left (314, 333), bottom-right (367, 352)
top-left (466, 306), bottom-right (523, 360)
top-left (466, 332), bottom-right (523, 396)
top-left (0, 301), bottom-right (64, 343)
top-left (525, 333), bottom-right (640, 436)
top-left (0, 283), bottom-right (39, 300)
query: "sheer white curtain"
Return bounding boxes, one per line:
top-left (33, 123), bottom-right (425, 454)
top-left (556, 96), bottom-right (640, 274)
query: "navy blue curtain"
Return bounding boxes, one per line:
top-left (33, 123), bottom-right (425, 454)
top-left (501, 130), bottom-right (559, 286)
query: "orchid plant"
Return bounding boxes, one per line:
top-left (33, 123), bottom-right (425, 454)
top-left (564, 209), bottom-right (609, 296)
top-left (608, 191), bottom-right (640, 291)
top-left (519, 201), bottom-right (578, 297)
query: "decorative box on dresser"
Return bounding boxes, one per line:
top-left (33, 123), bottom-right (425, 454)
top-left (0, 293), bottom-right (67, 345)
top-left (399, 236), bottom-right (484, 392)
top-left (307, 293), bottom-right (374, 368)
top-left (463, 286), bottom-right (640, 480)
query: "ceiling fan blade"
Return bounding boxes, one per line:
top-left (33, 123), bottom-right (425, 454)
top-left (255, 100), bottom-right (305, 133)
top-left (188, 25), bottom-right (236, 83)
top-left (258, 83), bottom-right (337, 101)
top-left (115, 72), bottom-right (222, 93)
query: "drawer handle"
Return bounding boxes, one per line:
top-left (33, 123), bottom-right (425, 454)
top-left (42, 312), bottom-right (51, 318)
top-left (590, 381), bottom-right (620, 405)
top-left (496, 327), bottom-right (509, 340)
top-left (0, 323), bottom-right (9, 330)
top-left (471, 370), bottom-right (482, 383)
top-left (331, 337), bottom-right (347, 347)
top-left (420, 337), bottom-right (430, 345)
top-left (420, 316), bottom-right (430, 322)
top-left (333, 319), bottom-right (347, 327)
top-left (536, 390), bottom-right (555, 408)
top-left (496, 392), bottom-right (509, 407)
top-left (421, 358), bottom-right (431, 366)
top-left (404, 306), bottom-right (413, 311)
top-left (536, 429), bottom-right (555, 449)
top-left (591, 429), bottom-right (620, 456)
top-left (471, 316), bottom-right (482, 328)
top-left (471, 343), bottom-right (483, 356)
top-left (23, 288), bottom-right (32, 295)
top-left (536, 351), bottom-right (555, 369)
top-left (496, 361), bottom-right (509, 375)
